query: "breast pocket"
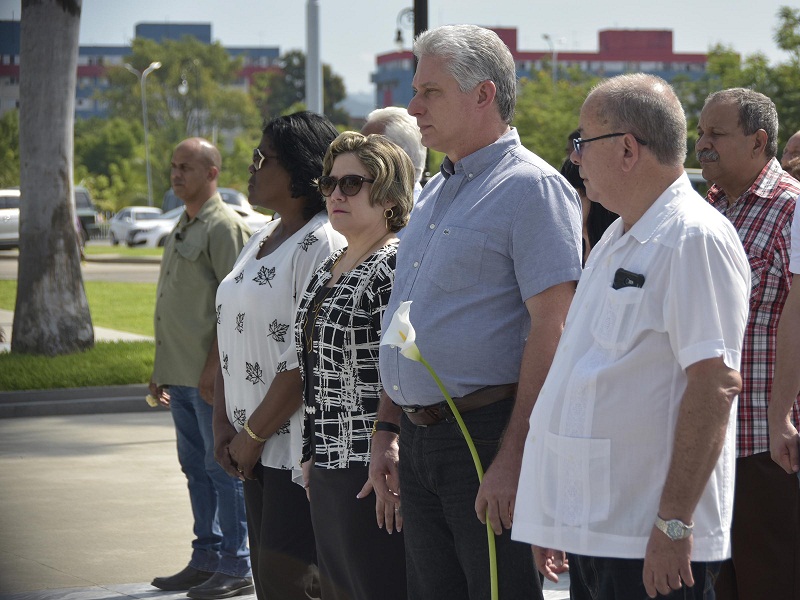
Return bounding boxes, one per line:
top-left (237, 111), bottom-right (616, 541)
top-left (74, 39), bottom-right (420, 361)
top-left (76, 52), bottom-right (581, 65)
top-left (176, 240), bottom-right (202, 262)
top-left (541, 431), bottom-right (611, 527)
top-left (173, 239), bottom-right (209, 285)
top-left (424, 227), bottom-right (487, 292)
top-left (591, 286), bottom-right (644, 350)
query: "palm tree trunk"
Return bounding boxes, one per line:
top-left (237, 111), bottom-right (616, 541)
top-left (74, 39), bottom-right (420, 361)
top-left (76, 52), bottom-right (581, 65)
top-left (13, 0), bottom-right (93, 355)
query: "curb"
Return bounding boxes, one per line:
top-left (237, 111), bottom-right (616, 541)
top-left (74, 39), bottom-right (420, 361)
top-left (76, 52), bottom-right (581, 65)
top-left (0, 250), bottom-right (161, 264)
top-left (0, 384), bottom-right (167, 418)
top-left (86, 254), bottom-right (162, 264)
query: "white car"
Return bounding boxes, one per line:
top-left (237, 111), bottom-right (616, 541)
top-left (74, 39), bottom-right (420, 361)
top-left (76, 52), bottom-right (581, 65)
top-left (108, 206), bottom-right (163, 246)
top-left (0, 189), bottom-right (20, 249)
top-left (128, 204), bottom-right (271, 248)
top-left (685, 167), bottom-right (709, 194)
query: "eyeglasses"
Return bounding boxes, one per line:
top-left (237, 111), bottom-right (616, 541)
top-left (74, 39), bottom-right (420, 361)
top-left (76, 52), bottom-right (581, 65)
top-left (317, 175), bottom-right (375, 197)
top-left (572, 132), bottom-right (648, 156)
top-left (252, 148), bottom-right (278, 171)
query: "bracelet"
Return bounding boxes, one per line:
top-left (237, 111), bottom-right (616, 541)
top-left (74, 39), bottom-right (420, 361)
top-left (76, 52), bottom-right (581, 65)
top-left (243, 420), bottom-right (268, 443)
top-left (371, 420), bottom-right (401, 436)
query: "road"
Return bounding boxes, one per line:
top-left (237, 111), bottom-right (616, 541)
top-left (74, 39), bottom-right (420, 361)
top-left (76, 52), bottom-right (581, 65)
top-left (0, 246), bottom-right (160, 284)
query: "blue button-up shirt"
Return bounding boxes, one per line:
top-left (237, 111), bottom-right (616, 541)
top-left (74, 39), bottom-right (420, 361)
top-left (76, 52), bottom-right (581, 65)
top-left (380, 129), bottom-right (583, 405)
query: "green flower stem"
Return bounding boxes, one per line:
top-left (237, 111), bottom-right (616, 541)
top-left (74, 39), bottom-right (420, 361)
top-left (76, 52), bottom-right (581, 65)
top-left (419, 356), bottom-right (499, 600)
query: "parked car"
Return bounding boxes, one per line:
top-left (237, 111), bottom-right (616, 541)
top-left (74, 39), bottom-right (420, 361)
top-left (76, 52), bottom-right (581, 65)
top-left (74, 185), bottom-right (100, 242)
top-left (108, 206), bottom-right (163, 246)
top-left (685, 167), bottom-right (709, 195)
top-left (128, 203), bottom-right (271, 248)
top-left (0, 189), bottom-right (20, 249)
top-left (0, 187), bottom-right (98, 249)
top-left (161, 187), bottom-right (260, 213)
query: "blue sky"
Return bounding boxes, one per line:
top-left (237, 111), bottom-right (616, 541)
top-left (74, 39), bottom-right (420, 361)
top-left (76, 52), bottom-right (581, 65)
top-left (0, 0), bottom-right (793, 95)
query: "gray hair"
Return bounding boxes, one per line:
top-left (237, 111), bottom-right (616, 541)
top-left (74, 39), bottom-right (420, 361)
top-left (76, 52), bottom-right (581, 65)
top-left (414, 25), bottom-right (517, 124)
top-left (704, 88), bottom-right (779, 158)
top-left (586, 74), bottom-right (687, 167)
top-left (364, 107), bottom-right (426, 184)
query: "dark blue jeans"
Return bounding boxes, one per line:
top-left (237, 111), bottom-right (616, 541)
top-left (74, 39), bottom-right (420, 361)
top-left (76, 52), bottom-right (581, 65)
top-left (399, 399), bottom-right (541, 600)
top-left (169, 385), bottom-right (250, 577)
top-left (568, 554), bottom-right (720, 600)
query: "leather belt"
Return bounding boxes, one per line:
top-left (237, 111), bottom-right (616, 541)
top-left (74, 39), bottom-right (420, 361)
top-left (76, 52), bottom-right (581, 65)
top-left (399, 383), bottom-right (517, 427)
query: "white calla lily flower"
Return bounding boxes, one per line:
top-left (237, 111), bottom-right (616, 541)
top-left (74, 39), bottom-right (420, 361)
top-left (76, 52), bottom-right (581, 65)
top-left (379, 299), bottom-right (498, 598)
top-left (381, 301), bottom-right (422, 362)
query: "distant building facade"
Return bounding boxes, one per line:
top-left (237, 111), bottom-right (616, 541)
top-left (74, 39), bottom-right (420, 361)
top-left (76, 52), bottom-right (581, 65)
top-left (0, 21), bottom-right (280, 119)
top-left (372, 28), bottom-right (708, 109)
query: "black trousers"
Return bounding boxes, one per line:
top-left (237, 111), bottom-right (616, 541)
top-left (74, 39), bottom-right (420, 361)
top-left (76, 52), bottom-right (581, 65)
top-left (243, 464), bottom-right (320, 600)
top-left (309, 465), bottom-right (407, 600)
top-left (715, 451), bottom-right (800, 600)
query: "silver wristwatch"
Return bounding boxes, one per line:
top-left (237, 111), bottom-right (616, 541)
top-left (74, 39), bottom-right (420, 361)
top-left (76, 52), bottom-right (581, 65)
top-left (654, 516), bottom-right (693, 541)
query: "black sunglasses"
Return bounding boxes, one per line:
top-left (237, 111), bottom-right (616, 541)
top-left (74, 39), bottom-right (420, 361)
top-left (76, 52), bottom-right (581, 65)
top-left (317, 175), bottom-right (375, 197)
top-left (252, 148), bottom-right (278, 171)
top-left (572, 132), bottom-right (648, 156)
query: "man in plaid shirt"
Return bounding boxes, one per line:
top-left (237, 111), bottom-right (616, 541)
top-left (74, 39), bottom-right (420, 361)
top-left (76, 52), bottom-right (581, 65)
top-left (698, 88), bottom-right (800, 599)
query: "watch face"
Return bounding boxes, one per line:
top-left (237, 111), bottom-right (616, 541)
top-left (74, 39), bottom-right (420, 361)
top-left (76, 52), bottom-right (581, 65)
top-left (666, 520), bottom-right (688, 540)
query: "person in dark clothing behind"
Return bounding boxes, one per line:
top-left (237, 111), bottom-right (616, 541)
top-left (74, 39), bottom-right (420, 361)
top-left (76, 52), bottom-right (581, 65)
top-left (560, 157), bottom-right (618, 265)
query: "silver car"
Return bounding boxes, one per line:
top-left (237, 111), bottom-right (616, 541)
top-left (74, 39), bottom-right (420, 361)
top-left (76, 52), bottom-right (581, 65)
top-left (0, 189), bottom-right (21, 249)
top-left (108, 206), bottom-right (163, 246)
top-left (128, 204), bottom-right (271, 248)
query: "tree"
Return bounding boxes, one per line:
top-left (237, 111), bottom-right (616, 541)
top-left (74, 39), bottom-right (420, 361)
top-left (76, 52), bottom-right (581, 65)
top-left (102, 36), bottom-right (262, 203)
top-left (250, 50), bottom-right (350, 125)
top-left (775, 6), bottom-right (800, 64)
top-left (514, 68), bottom-right (599, 168)
top-left (673, 6), bottom-right (800, 167)
top-left (14, 0), bottom-right (93, 355)
top-left (772, 6), bottom-right (800, 145)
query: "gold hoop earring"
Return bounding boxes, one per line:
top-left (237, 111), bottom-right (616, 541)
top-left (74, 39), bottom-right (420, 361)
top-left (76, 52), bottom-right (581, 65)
top-left (384, 207), bottom-right (394, 231)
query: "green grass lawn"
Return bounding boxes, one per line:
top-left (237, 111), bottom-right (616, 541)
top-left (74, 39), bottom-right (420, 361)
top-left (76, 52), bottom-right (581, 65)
top-left (0, 280), bottom-right (157, 390)
top-left (0, 280), bottom-right (156, 335)
top-left (0, 341), bottom-right (154, 390)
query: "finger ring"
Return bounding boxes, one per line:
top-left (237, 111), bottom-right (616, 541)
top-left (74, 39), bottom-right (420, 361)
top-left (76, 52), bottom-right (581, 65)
top-left (394, 507), bottom-right (400, 512)
top-left (237, 468), bottom-right (243, 474)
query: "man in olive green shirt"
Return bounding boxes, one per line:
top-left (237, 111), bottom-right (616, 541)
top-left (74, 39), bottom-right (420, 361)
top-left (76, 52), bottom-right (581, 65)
top-left (149, 138), bottom-right (253, 599)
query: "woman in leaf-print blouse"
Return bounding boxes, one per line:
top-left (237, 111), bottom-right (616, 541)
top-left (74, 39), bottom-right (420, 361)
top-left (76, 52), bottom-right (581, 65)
top-left (294, 131), bottom-right (414, 600)
top-left (213, 112), bottom-right (345, 600)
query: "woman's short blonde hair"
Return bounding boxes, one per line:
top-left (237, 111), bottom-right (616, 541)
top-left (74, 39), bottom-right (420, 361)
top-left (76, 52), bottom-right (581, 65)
top-left (321, 131), bottom-right (414, 232)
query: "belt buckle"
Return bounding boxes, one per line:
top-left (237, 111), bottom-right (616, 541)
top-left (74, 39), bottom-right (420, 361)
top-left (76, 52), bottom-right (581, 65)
top-left (437, 401), bottom-right (455, 423)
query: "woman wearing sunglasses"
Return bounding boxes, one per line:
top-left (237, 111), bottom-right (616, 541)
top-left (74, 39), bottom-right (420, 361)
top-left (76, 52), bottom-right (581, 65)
top-left (295, 131), bottom-right (414, 600)
top-left (212, 111), bottom-right (346, 600)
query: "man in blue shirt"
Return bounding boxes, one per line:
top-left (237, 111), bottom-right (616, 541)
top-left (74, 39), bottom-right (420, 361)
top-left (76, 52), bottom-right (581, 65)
top-left (370, 24), bottom-right (583, 600)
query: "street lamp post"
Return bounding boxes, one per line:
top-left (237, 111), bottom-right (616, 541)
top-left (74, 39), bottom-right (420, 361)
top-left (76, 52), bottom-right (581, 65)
top-left (178, 59), bottom-right (201, 136)
top-left (395, 7), bottom-right (414, 50)
top-left (542, 34), bottom-right (557, 85)
top-left (125, 61), bottom-right (161, 207)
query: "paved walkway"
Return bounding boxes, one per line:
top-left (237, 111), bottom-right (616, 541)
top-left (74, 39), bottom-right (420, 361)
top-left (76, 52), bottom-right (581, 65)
top-left (0, 249), bottom-right (569, 599)
top-left (0, 410), bottom-right (570, 600)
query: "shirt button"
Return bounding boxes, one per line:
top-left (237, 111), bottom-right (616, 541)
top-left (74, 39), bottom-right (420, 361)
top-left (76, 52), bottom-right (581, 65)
top-left (429, 223), bottom-right (435, 229)
top-left (468, 173), bottom-right (474, 179)
top-left (392, 385), bottom-right (399, 391)
top-left (413, 261), bottom-right (419, 268)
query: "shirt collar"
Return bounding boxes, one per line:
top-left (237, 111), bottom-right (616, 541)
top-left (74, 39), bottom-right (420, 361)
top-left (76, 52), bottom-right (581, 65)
top-left (624, 173), bottom-right (694, 245)
top-left (179, 191), bottom-right (224, 226)
top-left (707, 158), bottom-right (781, 207)
top-left (440, 128), bottom-right (519, 180)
